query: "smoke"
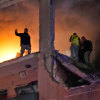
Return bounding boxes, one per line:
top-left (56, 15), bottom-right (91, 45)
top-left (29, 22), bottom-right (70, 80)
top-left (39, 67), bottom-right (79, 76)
top-left (0, 0), bottom-right (39, 62)
top-left (55, 0), bottom-right (100, 59)
top-left (0, 1), bottom-right (39, 49)
top-left (0, 0), bottom-right (100, 62)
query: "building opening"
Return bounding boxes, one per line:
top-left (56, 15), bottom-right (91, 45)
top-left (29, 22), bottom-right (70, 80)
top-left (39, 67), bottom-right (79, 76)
top-left (0, 90), bottom-right (7, 100)
top-left (15, 81), bottom-right (39, 100)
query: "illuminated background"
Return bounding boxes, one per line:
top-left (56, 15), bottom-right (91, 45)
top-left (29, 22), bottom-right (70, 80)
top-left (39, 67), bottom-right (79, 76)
top-left (0, 0), bottom-right (39, 62)
top-left (0, 0), bottom-right (100, 62)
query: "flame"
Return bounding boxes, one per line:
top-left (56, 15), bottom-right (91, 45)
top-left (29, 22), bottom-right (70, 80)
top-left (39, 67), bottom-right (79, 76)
top-left (0, 36), bottom-right (38, 63)
top-left (0, 47), bottom-right (19, 63)
top-left (0, 29), bottom-right (39, 63)
top-left (0, 0), bottom-right (40, 63)
top-left (0, 35), bottom-right (20, 63)
top-left (0, 53), bottom-right (15, 63)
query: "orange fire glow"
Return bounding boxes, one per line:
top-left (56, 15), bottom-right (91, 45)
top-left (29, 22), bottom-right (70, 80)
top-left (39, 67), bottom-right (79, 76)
top-left (0, 0), bottom-right (39, 63)
top-left (0, 0), bottom-right (97, 63)
top-left (0, 30), bottom-right (39, 63)
top-left (0, 41), bottom-right (20, 62)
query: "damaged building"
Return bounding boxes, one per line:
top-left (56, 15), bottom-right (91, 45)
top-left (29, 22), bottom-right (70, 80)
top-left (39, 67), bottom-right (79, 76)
top-left (0, 0), bottom-right (100, 100)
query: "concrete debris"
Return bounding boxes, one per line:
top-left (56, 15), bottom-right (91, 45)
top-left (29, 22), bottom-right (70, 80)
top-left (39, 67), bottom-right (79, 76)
top-left (43, 50), bottom-right (100, 87)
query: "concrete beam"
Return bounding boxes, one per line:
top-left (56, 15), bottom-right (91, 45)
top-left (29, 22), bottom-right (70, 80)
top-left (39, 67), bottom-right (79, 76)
top-left (0, 0), bottom-right (25, 10)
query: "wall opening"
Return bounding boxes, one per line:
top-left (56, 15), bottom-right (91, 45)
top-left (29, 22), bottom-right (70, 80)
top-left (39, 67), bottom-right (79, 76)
top-left (0, 90), bottom-right (7, 100)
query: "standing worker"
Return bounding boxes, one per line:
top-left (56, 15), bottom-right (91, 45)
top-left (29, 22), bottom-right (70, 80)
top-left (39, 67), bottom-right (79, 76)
top-left (15, 28), bottom-right (31, 56)
top-left (70, 33), bottom-right (80, 62)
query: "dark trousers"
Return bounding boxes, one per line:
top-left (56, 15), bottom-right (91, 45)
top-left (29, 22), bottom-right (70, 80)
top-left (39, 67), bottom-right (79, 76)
top-left (21, 45), bottom-right (31, 56)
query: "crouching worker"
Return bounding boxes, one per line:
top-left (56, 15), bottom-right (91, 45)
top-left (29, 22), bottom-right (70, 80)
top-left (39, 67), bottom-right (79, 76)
top-left (80, 36), bottom-right (93, 64)
top-left (70, 33), bottom-right (80, 62)
top-left (15, 28), bottom-right (31, 56)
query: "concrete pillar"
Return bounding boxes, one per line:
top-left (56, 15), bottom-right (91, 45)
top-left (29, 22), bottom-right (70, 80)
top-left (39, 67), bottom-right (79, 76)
top-left (38, 54), bottom-right (64, 100)
top-left (39, 0), bottom-right (55, 53)
top-left (38, 0), bottom-right (65, 100)
top-left (39, 0), bottom-right (55, 75)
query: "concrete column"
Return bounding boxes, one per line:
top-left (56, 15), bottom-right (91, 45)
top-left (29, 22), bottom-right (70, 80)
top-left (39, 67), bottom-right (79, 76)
top-left (38, 54), bottom-right (64, 100)
top-left (39, 0), bottom-right (55, 75)
top-left (38, 0), bottom-right (64, 100)
top-left (39, 0), bottom-right (55, 53)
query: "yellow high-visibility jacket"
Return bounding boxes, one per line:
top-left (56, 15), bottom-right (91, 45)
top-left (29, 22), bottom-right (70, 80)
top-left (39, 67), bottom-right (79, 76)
top-left (70, 34), bottom-right (80, 46)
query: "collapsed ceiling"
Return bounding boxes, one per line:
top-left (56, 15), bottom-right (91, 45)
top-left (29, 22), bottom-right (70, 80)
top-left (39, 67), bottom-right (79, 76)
top-left (46, 51), bottom-right (100, 88)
